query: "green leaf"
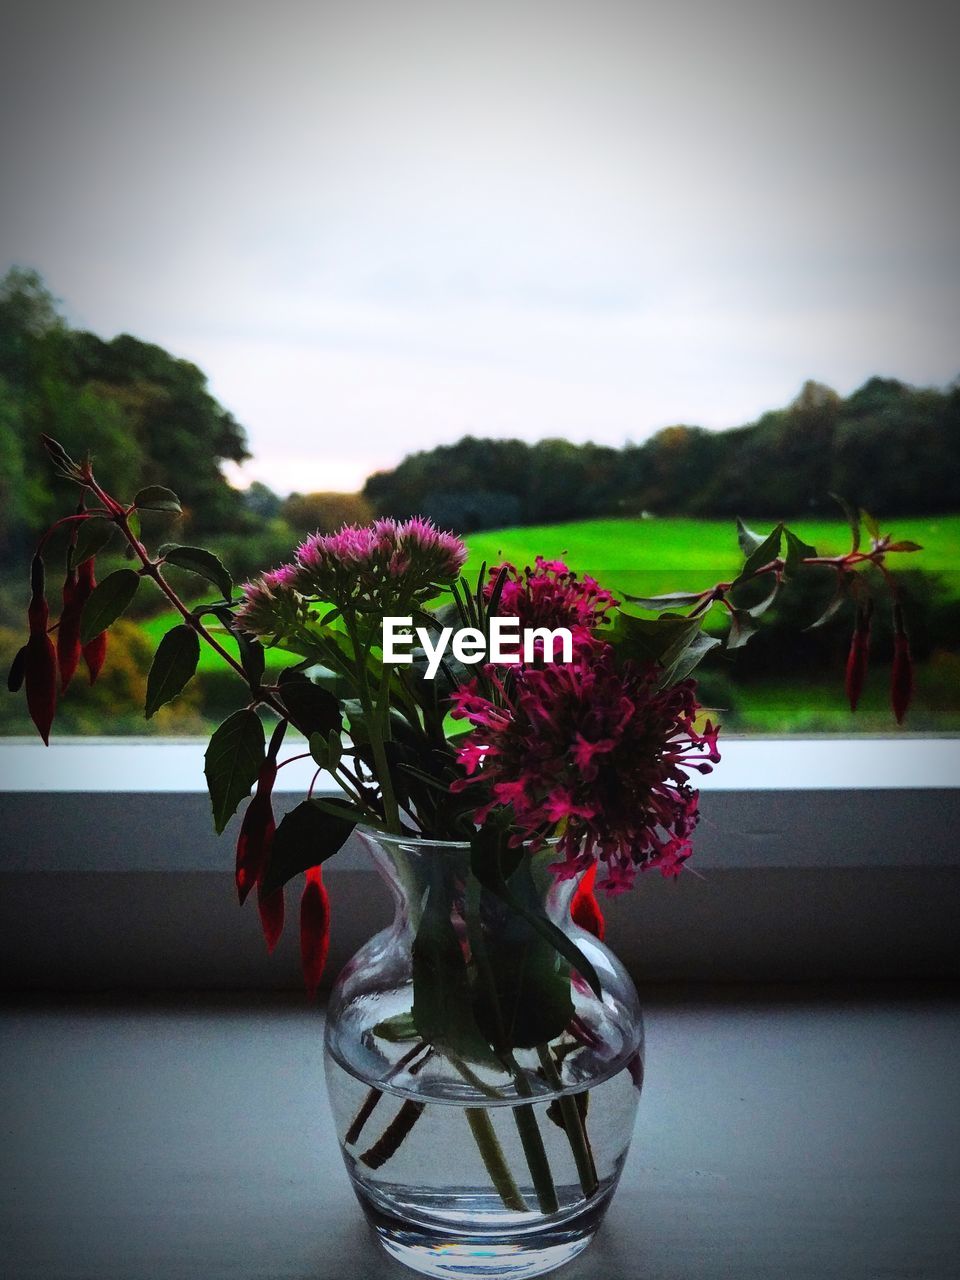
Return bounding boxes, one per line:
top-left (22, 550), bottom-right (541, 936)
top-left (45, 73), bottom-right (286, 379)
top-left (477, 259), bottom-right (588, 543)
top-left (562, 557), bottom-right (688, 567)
top-left (145, 624), bottom-right (200, 718)
top-left (372, 1012), bottom-right (419, 1043)
top-left (735, 518), bottom-right (766, 557)
top-left (159, 544), bottom-right (232, 598)
top-left (783, 527), bottom-right (817, 578)
top-left (208, 605), bottom-right (265, 686)
top-left (885, 540), bottom-right (923, 553)
top-left (412, 873), bottom-right (499, 1065)
top-left (80, 568), bottom-right (140, 644)
top-left (469, 831), bottom-right (602, 999)
top-left (736, 523), bottom-right (783, 583)
top-left (203, 709), bottom-right (265, 834)
top-left (860, 508), bottom-right (881, 541)
top-left (806, 578), bottom-right (851, 630)
top-left (619, 589), bottom-right (709, 610)
top-left (472, 860), bottom-right (573, 1051)
top-left (663, 629), bottom-right (721, 682)
top-left (134, 485), bottom-right (182, 513)
top-left (726, 608), bottom-right (758, 649)
top-left (829, 493), bottom-right (860, 552)
top-left (259, 798), bottom-right (355, 897)
top-left (70, 517), bottom-right (116, 568)
top-left (610, 611), bottom-right (702, 668)
top-left (277, 669), bottom-right (342, 737)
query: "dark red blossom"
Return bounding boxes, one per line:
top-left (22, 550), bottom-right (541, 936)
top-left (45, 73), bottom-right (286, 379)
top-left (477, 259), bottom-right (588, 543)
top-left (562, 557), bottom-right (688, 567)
top-left (236, 760), bottom-right (278, 904)
top-left (844, 601), bottom-right (872, 712)
top-left (25, 555), bottom-right (57, 744)
top-left (300, 865), bottom-right (331, 998)
top-left (77, 558), bottom-right (107, 683)
top-left (570, 863), bottom-right (605, 939)
top-left (451, 645), bottom-right (720, 894)
top-left (487, 557), bottom-right (616, 651)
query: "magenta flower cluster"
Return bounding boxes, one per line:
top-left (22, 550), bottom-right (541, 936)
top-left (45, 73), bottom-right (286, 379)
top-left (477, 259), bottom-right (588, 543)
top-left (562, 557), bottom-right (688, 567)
top-left (488, 557), bottom-right (616, 646)
top-left (236, 517), bottom-right (467, 633)
top-left (450, 647), bottom-right (720, 894)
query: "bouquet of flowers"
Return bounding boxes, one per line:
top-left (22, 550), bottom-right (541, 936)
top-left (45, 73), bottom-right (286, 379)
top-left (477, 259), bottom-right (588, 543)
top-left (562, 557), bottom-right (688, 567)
top-left (9, 435), bottom-right (920, 987)
top-left (6, 435), bottom-right (922, 1272)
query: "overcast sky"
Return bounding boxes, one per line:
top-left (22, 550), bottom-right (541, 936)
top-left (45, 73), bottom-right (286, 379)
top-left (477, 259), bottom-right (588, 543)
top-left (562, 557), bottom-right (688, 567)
top-left (2, 0), bottom-right (958, 493)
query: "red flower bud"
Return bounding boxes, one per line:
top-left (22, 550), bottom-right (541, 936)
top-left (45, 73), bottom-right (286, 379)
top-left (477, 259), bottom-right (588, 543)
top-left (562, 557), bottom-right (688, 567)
top-left (891, 627), bottom-right (913, 725)
top-left (236, 761), bottom-right (278, 905)
top-left (300, 865), bottom-right (331, 999)
top-left (57, 569), bottom-right (83, 692)
top-left (844, 602), bottom-right (872, 713)
top-left (25, 555), bottom-right (56, 744)
top-left (77, 558), bottom-right (107, 683)
top-left (258, 882), bottom-right (285, 954)
top-left (571, 862), bottom-right (605, 940)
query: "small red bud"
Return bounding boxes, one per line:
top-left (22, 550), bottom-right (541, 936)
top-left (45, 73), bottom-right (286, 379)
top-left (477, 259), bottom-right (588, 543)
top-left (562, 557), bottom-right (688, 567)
top-left (300, 866), bottom-right (331, 999)
top-left (844, 602), bottom-right (872, 713)
top-left (257, 882), bottom-right (285, 954)
top-left (57, 569), bottom-right (83, 692)
top-left (571, 862), bottom-right (605, 940)
top-left (235, 761), bottom-right (278, 905)
top-left (77, 559), bottom-right (107, 683)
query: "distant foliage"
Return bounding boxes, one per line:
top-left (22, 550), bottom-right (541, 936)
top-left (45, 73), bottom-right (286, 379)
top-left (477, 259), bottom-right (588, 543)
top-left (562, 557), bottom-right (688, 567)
top-left (364, 378), bottom-right (960, 530)
top-left (280, 490), bottom-right (373, 537)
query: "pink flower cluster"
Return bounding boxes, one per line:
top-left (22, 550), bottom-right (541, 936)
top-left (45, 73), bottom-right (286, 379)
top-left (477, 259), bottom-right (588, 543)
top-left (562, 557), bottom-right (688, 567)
top-left (450, 646), bottom-right (720, 894)
top-left (487, 557), bottom-right (616, 648)
top-left (236, 517), bottom-right (466, 633)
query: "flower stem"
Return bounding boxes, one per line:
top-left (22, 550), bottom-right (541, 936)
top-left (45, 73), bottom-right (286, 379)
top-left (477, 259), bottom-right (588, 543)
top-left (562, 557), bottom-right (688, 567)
top-left (465, 1108), bottom-right (528, 1213)
top-left (536, 1044), bottom-right (599, 1199)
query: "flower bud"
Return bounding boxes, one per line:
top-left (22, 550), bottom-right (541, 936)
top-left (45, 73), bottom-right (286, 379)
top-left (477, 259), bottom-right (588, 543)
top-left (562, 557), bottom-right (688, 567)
top-left (77, 558), bottom-right (107, 683)
top-left (844, 600), bottom-right (872, 713)
top-left (300, 865), bottom-right (331, 999)
top-left (25, 554), bottom-right (57, 744)
top-left (57, 567), bottom-right (83, 692)
top-left (891, 606), bottom-right (913, 725)
top-left (235, 760), bottom-right (278, 904)
top-left (571, 863), bottom-right (605, 940)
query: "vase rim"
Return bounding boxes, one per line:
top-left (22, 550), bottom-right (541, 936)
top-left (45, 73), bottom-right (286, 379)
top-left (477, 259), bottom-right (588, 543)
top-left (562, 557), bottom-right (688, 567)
top-left (356, 824), bottom-right (561, 852)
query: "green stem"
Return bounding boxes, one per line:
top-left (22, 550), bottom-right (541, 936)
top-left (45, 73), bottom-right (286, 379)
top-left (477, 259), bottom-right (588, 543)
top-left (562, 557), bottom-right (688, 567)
top-left (344, 607), bottom-right (401, 832)
top-left (465, 1109), bottom-right (528, 1213)
top-left (464, 874), bottom-right (560, 1215)
top-left (536, 1044), bottom-right (599, 1199)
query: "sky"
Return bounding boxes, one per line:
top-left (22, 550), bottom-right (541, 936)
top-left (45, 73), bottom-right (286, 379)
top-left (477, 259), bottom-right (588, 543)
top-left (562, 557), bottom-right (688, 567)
top-left (2, 0), bottom-right (958, 494)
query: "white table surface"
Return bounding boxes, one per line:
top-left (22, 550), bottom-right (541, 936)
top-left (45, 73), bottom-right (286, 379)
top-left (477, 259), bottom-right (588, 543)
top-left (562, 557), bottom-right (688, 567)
top-left (1, 987), bottom-right (958, 1280)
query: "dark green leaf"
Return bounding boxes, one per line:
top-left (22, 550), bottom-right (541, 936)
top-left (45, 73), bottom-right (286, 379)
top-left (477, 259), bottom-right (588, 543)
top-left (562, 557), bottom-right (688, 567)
top-left (609, 611), bottom-right (702, 668)
top-left (469, 831), bottom-right (602, 999)
top-left (203, 709), bottom-right (265, 834)
top-left (7, 645), bottom-right (27, 693)
top-left (134, 485), bottom-right (182, 513)
top-left (736, 523), bottom-right (783, 582)
top-left (806, 578), bottom-right (851, 630)
top-left (277, 669), bottom-right (342, 737)
top-left (663, 630), bottom-right (722, 683)
top-left (412, 874), bottom-right (499, 1065)
top-left (145, 624), bottom-right (200, 718)
top-left (159, 544), bottom-right (232, 598)
top-left (829, 493), bottom-right (860, 552)
top-left (619, 589), bottom-right (709, 610)
top-left (80, 568), bottom-right (140, 644)
top-left (783, 527), bottom-right (817, 577)
top-left (70, 517), bottom-right (116, 568)
top-left (259, 799), bottom-right (355, 896)
top-left (860, 508), bottom-right (881, 541)
top-left (472, 861), bottom-right (573, 1051)
top-left (735, 518), bottom-right (766, 557)
top-left (885, 540), bottom-right (923, 553)
top-left (726, 608), bottom-right (758, 649)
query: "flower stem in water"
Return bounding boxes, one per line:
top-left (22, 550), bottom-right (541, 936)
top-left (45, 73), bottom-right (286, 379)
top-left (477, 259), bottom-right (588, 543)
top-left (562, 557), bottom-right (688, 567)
top-left (465, 1108), bottom-right (529, 1213)
top-left (536, 1044), bottom-right (599, 1198)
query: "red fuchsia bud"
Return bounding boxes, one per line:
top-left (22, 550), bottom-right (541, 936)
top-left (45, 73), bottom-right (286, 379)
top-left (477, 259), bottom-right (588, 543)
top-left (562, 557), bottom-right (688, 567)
top-left (236, 760), bottom-right (278, 905)
top-left (258, 882), bottom-right (285, 954)
top-left (844, 600), bottom-right (872, 713)
top-left (570, 862), bottom-right (605, 940)
top-left (300, 866), bottom-right (331, 999)
top-left (57, 567), bottom-right (83, 692)
top-left (25, 554), bottom-right (57, 744)
top-left (891, 606), bottom-right (914, 725)
top-left (77, 558), bottom-right (107, 683)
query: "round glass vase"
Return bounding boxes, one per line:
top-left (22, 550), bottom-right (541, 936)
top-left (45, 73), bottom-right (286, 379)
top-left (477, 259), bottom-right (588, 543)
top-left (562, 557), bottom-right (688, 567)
top-left (324, 828), bottom-right (644, 1279)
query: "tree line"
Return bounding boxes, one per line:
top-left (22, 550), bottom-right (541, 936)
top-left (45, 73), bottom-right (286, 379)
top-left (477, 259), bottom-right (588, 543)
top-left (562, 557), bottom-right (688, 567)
top-left (364, 377), bottom-right (960, 531)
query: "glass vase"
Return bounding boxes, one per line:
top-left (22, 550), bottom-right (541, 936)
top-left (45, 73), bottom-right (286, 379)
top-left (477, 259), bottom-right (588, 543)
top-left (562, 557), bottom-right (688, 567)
top-left (324, 829), bottom-right (644, 1279)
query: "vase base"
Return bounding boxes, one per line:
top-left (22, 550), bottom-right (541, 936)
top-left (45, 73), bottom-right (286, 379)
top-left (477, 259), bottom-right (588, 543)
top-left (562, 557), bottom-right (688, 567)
top-left (362, 1195), bottom-right (606, 1278)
